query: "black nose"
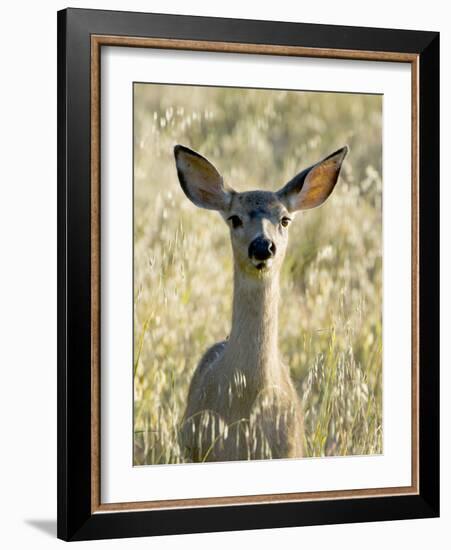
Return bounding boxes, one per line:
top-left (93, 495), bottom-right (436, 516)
top-left (248, 237), bottom-right (276, 261)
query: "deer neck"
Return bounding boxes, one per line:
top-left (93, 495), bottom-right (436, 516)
top-left (224, 267), bottom-right (282, 385)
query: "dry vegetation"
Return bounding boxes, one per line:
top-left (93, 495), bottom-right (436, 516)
top-left (133, 84), bottom-right (382, 465)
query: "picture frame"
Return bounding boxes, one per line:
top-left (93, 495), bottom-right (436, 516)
top-left (57, 7), bottom-right (439, 541)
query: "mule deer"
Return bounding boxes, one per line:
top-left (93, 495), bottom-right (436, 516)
top-left (174, 144), bottom-right (348, 462)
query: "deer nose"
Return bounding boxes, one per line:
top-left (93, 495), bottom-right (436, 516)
top-left (248, 237), bottom-right (276, 261)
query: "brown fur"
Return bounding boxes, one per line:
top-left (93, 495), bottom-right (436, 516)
top-left (174, 144), bottom-right (347, 462)
top-left (180, 271), bottom-right (304, 462)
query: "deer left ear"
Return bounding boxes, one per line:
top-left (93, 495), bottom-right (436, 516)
top-left (277, 146), bottom-right (348, 212)
top-left (174, 145), bottom-right (234, 211)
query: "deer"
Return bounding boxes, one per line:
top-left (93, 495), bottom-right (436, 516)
top-left (173, 144), bottom-right (348, 462)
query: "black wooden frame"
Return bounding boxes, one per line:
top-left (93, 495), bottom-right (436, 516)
top-left (57, 7), bottom-right (439, 541)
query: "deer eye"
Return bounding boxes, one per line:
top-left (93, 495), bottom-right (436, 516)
top-left (228, 215), bottom-right (243, 229)
top-left (280, 216), bottom-right (291, 228)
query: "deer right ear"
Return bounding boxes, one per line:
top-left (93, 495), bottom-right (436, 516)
top-left (174, 145), bottom-right (234, 211)
top-left (277, 146), bottom-right (348, 213)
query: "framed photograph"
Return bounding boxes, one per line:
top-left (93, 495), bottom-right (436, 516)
top-left (57, 8), bottom-right (439, 541)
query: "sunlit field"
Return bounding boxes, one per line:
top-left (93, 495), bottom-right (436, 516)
top-left (133, 84), bottom-right (382, 465)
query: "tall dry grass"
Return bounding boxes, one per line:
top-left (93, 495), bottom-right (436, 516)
top-left (133, 84), bottom-right (382, 465)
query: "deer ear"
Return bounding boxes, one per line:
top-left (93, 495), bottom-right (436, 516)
top-left (277, 146), bottom-right (348, 212)
top-left (174, 145), bottom-right (234, 211)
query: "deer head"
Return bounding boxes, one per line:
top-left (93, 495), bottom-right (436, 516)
top-left (174, 145), bottom-right (348, 278)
